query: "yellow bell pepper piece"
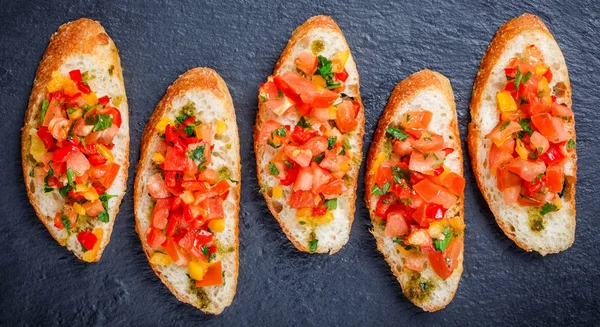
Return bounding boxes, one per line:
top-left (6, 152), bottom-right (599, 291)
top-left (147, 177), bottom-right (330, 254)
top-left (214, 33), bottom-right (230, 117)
top-left (448, 217), bottom-right (465, 233)
top-left (312, 75), bottom-right (327, 88)
top-left (296, 208), bottom-right (312, 225)
top-left (331, 50), bottom-right (350, 73)
top-left (535, 64), bottom-right (549, 77)
top-left (272, 186), bottom-right (283, 199)
top-left (551, 196), bottom-right (563, 211)
top-left (208, 219), bottom-right (225, 233)
top-left (189, 260), bottom-right (209, 280)
top-left (47, 72), bottom-right (70, 93)
top-left (73, 203), bottom-right (86, 215)
top-left (428, 220), bottom-right (447, 239)
top-left (538, 77), bottom-right (552, 106)
top-left (96, 144), bottom-right (114, 163)
top-left (155, 116), bottom-right (173, 134)
top-left (313, 211), bottom-right (334, 225)
top-left (180, 190), bottom-right (195, 204)
top-left (152, 153), bottom-right (165, 164)
top-left (68, 108), bottom-right (83, 121)
top-left (515, 139), bottom-right (529, 160)
top-left (29, 130), bottom-right (47, 162)
top-left (75, 184), bottom-right (89, 193)
top-left (216, 120), bottom-right (227, 135)
top-left (81, 92), bottom-right (98, 106)
top-left (82, 228), bottom-right (104, 262)
top-left (340, 162), bottom-right (351, 172)
top-left (327, 106), bottom-right (338, 120)
top-left (496, 91), bottom-right (517, 113)
top-left (149, 252), bottom-right (173, 266)
top-left (370, 153), bottom-right (386, 177)
top-left (83, 187), bottom-right (100, 202)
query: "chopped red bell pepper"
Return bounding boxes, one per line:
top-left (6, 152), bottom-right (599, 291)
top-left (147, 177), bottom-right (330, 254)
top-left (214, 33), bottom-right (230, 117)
top-left (77, 231), bottom-right (98, 250)
top-left (69, 70), bottom-right (82, 82)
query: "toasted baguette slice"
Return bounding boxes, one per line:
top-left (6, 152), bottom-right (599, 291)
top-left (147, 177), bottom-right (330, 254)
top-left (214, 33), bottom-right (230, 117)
top-left (254, 15), bottom-right (364, 254)
top-left (134, 68), bottom-right (240, 314)
top-left (468, 14), bottom-right (575, 255)
top-left (365, 70), bottom-right (464, 312)
top-left (21, 18), bottom-right (129, 262)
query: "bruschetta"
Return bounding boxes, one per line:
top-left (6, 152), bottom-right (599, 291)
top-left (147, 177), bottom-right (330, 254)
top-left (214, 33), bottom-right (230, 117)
top-left (21, 18), bottom-right (129, 262)
top-left (468, 14), bottom-right (575, 255)
top-left (254, 15), bottom-right (364, 254)
top-left (365, 70), bottom-right (465, 311)
top-left (134, 68), bottom-right (240, 314)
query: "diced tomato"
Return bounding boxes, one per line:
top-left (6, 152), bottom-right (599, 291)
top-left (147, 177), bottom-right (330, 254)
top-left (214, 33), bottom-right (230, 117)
top-left (280, 162), bottom-right (299, 186)
top-left (42, 96), bottom-right (67, 127)
top-left (77, 81), bottom-right (91, 94)
top-left (375, 194), bottom-right (394, 218)
top-left (517, 195), bottom-right (544, 207)
top-left (403, 253), bottom-right (427, 272)
top-left (181, 180), bottom-right (210, 192)
top-left (164, 238), bottom-right (190, 266)
top-left (82, 201), bottom-right (104, 217)
top-left (146, 172), bottom-right (170, 198)
top-left (390, 182), bottom-right (411, 200)
top-left (302, 136), bottom-right (328, 154)
top-left (530, 131), bottom-right (550, 155)
top-left (146, 228), bottom-right (166, 249)
top-left (531, 113), bottom-right (570, 143)
top-left (151, 198), bottom-right (170, 229)
top-left (206, 198), bottom-right (224, 220)
top-left (551, 103), bottom-right (573, 117)
top-left (486, 121), bottom-right (522, 146)
top-left (290, 126), bottom-right (317, 144)
top-left (505, 157), bottom-right (546, 182)
top-left (53, 143), bottom-right (77, 163)
top-left (312, 206), bottom-right (327, 216)
top-left (335, 100), bottom-right (358, 133)
top-left (258, 120), bottom-right (284, 145)
top-left (85, 124), bottom-right (119, 145)
top-left (98, 95), bottom-right (110, 105)
top-left (289, 190), bottom-right (320, 208)
top-left (545, 164), bottom-right (564, 193)
top-left (489, 143), bottom-right (514, 172)
top-left (503, 186), bottom-right (521, 204)
top-left (392, 138), bottom-right (413, 157)
top-left (198, 169), bottom-right (219, 184)
top-left (407, 229), bottom-right (433, 250)
top-left (66, 150), bottom-right (90, 175)
top-left (539, 143), bottom-right (565, 165)
top-left (36, 127), bottom-right (56, 150)
top-left (409, 150), bottom-right (445, 175)
top-left (335, 69), bottom-right (349, 82)
top-left (69, 69), bottom-right (82, 82)
top-left (319, 150), bottom-right (350, 173)
top-left (311, 163), bottom-right (331, 193)
top-left (317, 179), bottom-right (348, 199)
top-left (401, 110), bottom-right (432, 131)
top-left (164, 147), bottom-right (188, 171)
top-left (496, 167), bottom-right (521, 191)
top-left (522, 174), bottom-right (545, 197)
top-left (274, 72), bottom-right (338, 108)
top-left (438, 172), bottom-right (465, 196)
top-left (284, 145), bottom-right (312, 167)
top-left (293, 166), bottom-right (314, 192)
top-left (411, 133), bottom-right (444, 153)
top-left (88, 163), bottom-right (119, 189)
top-left (374, 162), bottom-right (393, 187)
top-left (195, 261), bottom-right (224, 287)
top-left (429, 238), bottom-right (462, 280)
top-left (77, 231), bottom-right (98, 250)
top-left (88, 154), bottom-right (107, 165)
top-left (385, 211), bottom-right (409, 237)
top-left (413, 179), bottom-right (457, 208)
top-left (497, 138), bottom-right (515, 154)
top-left (294, 52), bottom-right (318, 76)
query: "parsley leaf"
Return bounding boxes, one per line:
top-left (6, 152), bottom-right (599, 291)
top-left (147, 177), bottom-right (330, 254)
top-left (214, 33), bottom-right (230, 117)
top-left (98, 193), bottom-right (117, 223)
top-left (39, 99), bottom-right (49, 125)
top-left (187, 145), bottom-right (207, 167)
top-left (540, 202), bottom-right (558, 216)
top-left (499, 121), bottom-right (511, 131)
top-left (433, 227), bottom-right (453, 252)
top-left (432, 157), bottom-right (446, 168)
top-left (268, 162), bottom-right (280, 176)
top-left (309, 239), bottom-right (318, 252)
top-left (386, 127), bottom-right (409, 141)
top-left (284, 160), bottom-right (294, 168)
top-left (267, 139), bottom-right (281, 149)
top-left (313, 152), bottom-right (325, 164)
top-left (60, 213), bottom-right (71, 232)
top-left (66, 168), bottom-right (75, 187)
top-left (259, 95), bottom-right (268, 102)
top-left (567, 139), bottom-right (576, 149)
top-left (297, 116), bottom-right (311, 128)
top-left (518, 118), bottom-right (533, 136)
top-left (327, 136), bottom-right (337, 150)
top-left (273, 127), bottom-right (287, 137)
top-left (176, 114), bottom-right (190, 124)
top-left (325, 198), bottom-right (337, 211)
top-left (392, 166), bottom-right (410, 183)
top-left (85, 114), bottom-right (113, 132)
top-left (201, 246), bottom-right (211, 260)
top-left (316, 55), bottom-right (340, 89)
top-left (371, 182), bottom-right (391, 195)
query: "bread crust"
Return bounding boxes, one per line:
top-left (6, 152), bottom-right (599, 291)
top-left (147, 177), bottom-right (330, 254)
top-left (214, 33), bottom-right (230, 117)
top-left (467, 13), bottom-right (576, 254)
top-left (21, 18), bottom-right (129, 262)
top-left (133, 68), bottom-right (240, 314)
top-left (254, 15), bottom-right (364, 254)
top-left (365, 70), bottom-right (463, 311)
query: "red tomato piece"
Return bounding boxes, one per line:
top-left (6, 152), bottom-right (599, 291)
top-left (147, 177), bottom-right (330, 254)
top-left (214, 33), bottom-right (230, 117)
top-left (545, 164), bottom-right (564, 193)
top-left (401, 110), bottom-right (433, 131)
top-left (293, 166), bottom-right (314, 192)
top-left (411, 133), bottom-right (444, 153)
top-left (409, 150), bottom-right (446, 175)
top-left (69, 69), bottom-right (82, 82)
top-left (551, 103), bottom-right (573, 117)
top-left (317, 179), bottom-right (348, 200)
top-left (164, 238), bottom-right (190, 266)
top-left (284, 145), bottom-right (313, 167)
top-left (310, 163), bottom-right (331, 193)
top-left (77, 231), bottom-right (98, 251)
top-left (280, 162), bottom-right (299, 186)
top-left (290, 126), bottom-right (317, 144)
top-left (539, 143), bottom-right (565, 165)
top-left (82, 201), bottom-right (104, 217)
top-left (531, 113), bottom-right (570, 143)
top-left (335, 100), bottom-right (358, 133)
top-left (375, 194), bottom-right (394, 218)
top-left (207, 198), bottom-right (225, 220)
top-left (164, 147), bottom-right (188, 171)
top-left (489, 143), bottom-right (514, 171)
top-left (146, 173), bottom-right (170, 199)
top-left (429, 238), bottom-right (462, 280)
top-left (334, 69), bottom-right (349, 82)
top-left (289, 190), bottom-right (320, 208)
top-left (312, 206), bottom-right (327, 216)
top-left (195, 261), bottom-right (224, 287)
top-left (53, 143), bottom-right (78, 163)
top-left (146, 228), bottom-right (166, 249)
top-left (392, 138), bottom-right (413, 157)
top-left (77, 81), bottom-right (91, 94)
top-left (486, 121), bottom-right (522, 146)
top-left (505, 157), bottom-right (546, 182)
top-left (294, 52), bottom-right (318, 76)
top-left (152, 198), bottom-right (170, 229)
top-left (36, 127), bottom-right (56, 150)
top-left (66, 150), bottom-right (90, 175)
top-left (530, 131), bottom-right (550, 155)
top-left (98, 107), bottom-right (122, 128)
top-left (413, 179), bottom-right (457, 209)
top-left (385, 211), bottom-right (409, 237)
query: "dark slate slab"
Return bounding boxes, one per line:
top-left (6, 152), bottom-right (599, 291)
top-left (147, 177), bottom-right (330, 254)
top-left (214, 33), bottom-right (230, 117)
top-left (0, 0), bottom-right (599, 325)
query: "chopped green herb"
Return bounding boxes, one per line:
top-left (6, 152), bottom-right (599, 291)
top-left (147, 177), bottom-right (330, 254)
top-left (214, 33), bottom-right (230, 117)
top-left (273, 127), bottom-right (287, 137)
top-left (58, 185), bottom-right (72, 197)
top-left (316, 55), bottom-right (340, 89)
top-left (327, 136), bottom-right (337, 150)
top-left (432, 158), bottom-right (446, 168)
top-left (309, 239), bottom-right (318, 252)
top-left (176, 114), bottom-right (190, 124)
top-left (392, 166), bottom-right (410, 183)
top-left (518, 118), bottom-right (533, 136)
top-left (540, 202), bottom-right (558, 216)
top-left (342, 138), bottom-right (351, 149)
top-left (268, 162), bottom-right (280, 176)
top-left (259, 95), bottom-right (268, 102)
top-left (313, 152), bottom-right (325, 164)
top-left (39, 99), bottom-right (49, 125)
top-left (266, 139), bottom-right (281, 149)
top-left (275, 89), bottom-right (284, 99)
top-left (297, 116), bottom-right (311, 128)
top-left (499, 121), bottom-right (511, 131)
top-left (513, 66), bottom-right (531, 90)
top-left (187, 145), bottom-right (207, 167)
top-left (284, 160), bottom-right (294, 168)
top-left (433, 227), bottom-right (453, 252)
top-left (66, 168), bottom-right (75, 187)
top-left (201, 246), bottom-right (211, 259)
top-left (567, 139), bottom-right (576, 149)
top-left (325, 198), bottom-right (337, 211)
top-left (85, 114), bottom-right (113, 132)
top-left (29, 169), bottom-right (34, 177)
top-left (67, 108), bottom-right (77, 115)
top-left (386, 127), bottom-right (409, 141)
top-left (98, 193), bottom-right (117, 223)
top-left (60, 213), bottom-right (71, 232)
top-left (372, 182), bottom-right (391, 195)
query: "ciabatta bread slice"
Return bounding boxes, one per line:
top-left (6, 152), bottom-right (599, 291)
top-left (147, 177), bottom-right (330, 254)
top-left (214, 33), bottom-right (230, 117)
top-left (365, 70), bottom-right (464, 312)
top-left (134, 68), bottom-right (240, 314)
top-left (21, 18), bottom-right (129, 262)
top-left (468, 14), bottom-right (575, 255)
top-left (254, 15), bottom-right (364, 254)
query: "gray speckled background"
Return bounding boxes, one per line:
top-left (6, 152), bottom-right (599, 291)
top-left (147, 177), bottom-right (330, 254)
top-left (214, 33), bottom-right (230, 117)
top-left (1, 0), bottom-right (599, 325)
